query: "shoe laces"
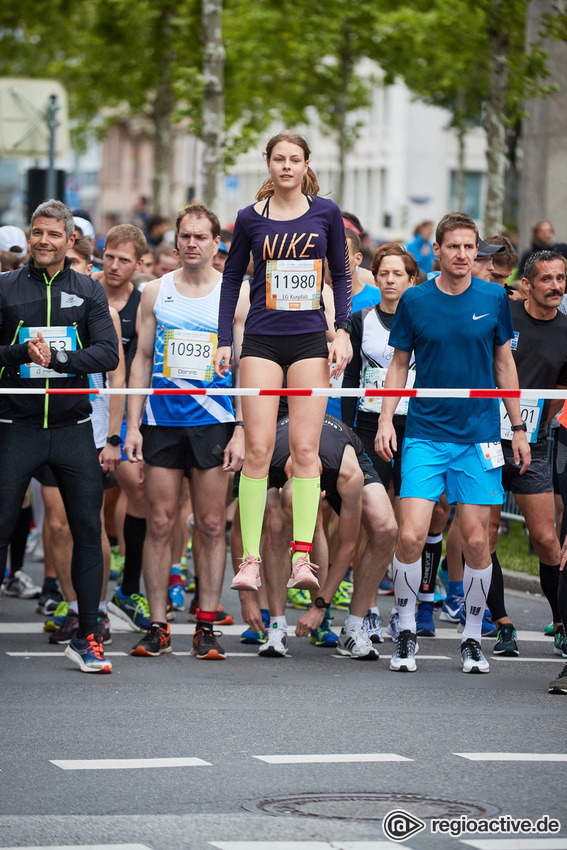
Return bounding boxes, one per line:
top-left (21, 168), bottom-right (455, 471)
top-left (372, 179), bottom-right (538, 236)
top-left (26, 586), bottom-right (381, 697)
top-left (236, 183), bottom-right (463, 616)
top-left (398, 629), bottom-right (416, 654)
top-left (238, 554), bottom-right (261, 574)
top-left (196, 624), bottom-right (221, 644)
top-left (292, 554), bottom-right (319, 573)
top-left (131, 594), bottom-right (150, 617)
top-left (83, 634), bottom-right (104, 659)
top-left (462, 638), bottom-right (482, 661)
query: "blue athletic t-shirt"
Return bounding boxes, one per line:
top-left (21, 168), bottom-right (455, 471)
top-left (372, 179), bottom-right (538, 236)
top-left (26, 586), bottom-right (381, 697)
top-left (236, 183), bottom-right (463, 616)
top-left (389, 277), bottom-right (514, 443)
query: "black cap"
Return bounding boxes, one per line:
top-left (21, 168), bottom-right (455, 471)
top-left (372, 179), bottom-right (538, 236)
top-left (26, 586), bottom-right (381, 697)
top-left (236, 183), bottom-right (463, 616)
top-left (476, 238), bottom-right (505, 258)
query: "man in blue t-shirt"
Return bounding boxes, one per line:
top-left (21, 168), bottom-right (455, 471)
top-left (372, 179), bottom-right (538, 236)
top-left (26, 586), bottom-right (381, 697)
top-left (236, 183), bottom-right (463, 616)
top-left (377, 211), bottom-right (530, 675)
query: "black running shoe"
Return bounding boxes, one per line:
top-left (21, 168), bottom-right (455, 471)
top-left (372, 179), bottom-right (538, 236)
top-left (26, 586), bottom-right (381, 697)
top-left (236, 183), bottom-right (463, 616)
top-left (191, 624), bottom-right (226, 660)
top-left (548, 662), bottom-right (567, 695)
top-left (131, 622), bottom-right (171, 656)
top-left (36, 587), bottom-right (64, 616)
top-left (48, 610), bottom-right (80, 645)
top-left (493, 623), bottom-right (519, 656)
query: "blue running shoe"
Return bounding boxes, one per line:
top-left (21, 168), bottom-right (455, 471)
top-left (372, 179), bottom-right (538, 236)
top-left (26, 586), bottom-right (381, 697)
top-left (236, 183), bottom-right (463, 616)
top-left (108, 589), bottom-right (151, 633)
top-left (310, 616), bottom-right (339, 647)
top-left (240, 608), bottom-right (270, 644)
top-left (287, 587), bottom-right (311, 608)
top-left (168, 575), bottom-right (185, 611)
top-left (416, 601), bottom-right (435, 637)
top-left (437, 560), bottom-right (449, 592)
top-left (378, 576), bottom-right (394, 595)
top-left (109, 546), bottom-right (124, 582)
top-left (65, 633), bottom-right (112, 673)
top-left (439, 594), bottom-right (464, 623)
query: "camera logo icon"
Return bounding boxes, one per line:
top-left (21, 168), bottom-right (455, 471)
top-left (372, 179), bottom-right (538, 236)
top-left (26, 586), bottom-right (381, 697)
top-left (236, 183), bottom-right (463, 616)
top-left (382, 808), bottom-right (427, 842)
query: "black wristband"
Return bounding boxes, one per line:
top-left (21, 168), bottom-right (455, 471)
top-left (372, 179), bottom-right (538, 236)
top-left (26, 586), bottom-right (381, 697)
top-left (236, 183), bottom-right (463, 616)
top-left (511, 422), bottom-right (527, 432)
top-left (233, 421), bottom-right (244, 427)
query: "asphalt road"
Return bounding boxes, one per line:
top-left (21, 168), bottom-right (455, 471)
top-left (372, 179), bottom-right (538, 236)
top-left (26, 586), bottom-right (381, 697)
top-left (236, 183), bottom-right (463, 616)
top-left (1, 556), bottom-right (566, 850)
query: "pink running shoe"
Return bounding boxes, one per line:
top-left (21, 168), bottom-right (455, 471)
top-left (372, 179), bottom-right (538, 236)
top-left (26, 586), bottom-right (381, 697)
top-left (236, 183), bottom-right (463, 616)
top-left (287, 555), bottom-right (320, 591)
top-left (231, 554), bottom-right (262, 591)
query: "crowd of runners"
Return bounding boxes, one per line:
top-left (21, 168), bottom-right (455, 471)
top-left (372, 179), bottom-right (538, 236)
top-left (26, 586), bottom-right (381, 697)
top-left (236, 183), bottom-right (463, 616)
top-left (0, 131), bottom-right (566, 697)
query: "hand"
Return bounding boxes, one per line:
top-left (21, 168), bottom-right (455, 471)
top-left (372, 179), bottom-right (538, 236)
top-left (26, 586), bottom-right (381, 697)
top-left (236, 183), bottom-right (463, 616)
top-left (238, 592), bottom-right (267, 634)
top-left (511, 430), bottom-right (531, 475)
top-left (375, 419), bottom-right (397, 461)
top-left (328, 329), bottom-right (352, 380)
top-left (214, 345), bottom-right (232, 379)
top-left (223, 424), bottom-right (245, 472)
top-left (124, 427), bottom-right (143, 463)
top-left (295, 605), bottom-right (326, 637)
top-left (98, 444), bottom-right (122, 474)
top-left (27, 331), bottom-right (52, 368)
top-left (560, 538), bottom-right (567, 571)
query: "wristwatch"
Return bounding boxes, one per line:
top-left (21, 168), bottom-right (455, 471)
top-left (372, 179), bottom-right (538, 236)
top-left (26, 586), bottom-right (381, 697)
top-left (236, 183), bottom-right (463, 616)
top-left (51, 349), bottom-right (70, 371)
top-left (511, 422), bottom-right (528, 432)
top-left (334, 321), bottom-right (352, 334)
top-left (106, 434), bottom-right (122, 446)
top-left (314, 596), bottom-right (331, 610)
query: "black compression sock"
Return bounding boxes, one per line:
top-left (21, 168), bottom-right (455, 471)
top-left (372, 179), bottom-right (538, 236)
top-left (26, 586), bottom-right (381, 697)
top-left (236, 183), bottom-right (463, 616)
top-left (540, 561), bottom-right (561, 623)
top-left (121, 515), bottom-right (146, 597)
top-left (9, 504), bottom-right (33, 575)
top-left (487, 551), bottom-right (507, 622)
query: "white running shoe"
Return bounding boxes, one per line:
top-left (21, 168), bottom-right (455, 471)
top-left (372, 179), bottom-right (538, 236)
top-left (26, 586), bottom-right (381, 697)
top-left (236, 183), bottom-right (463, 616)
top-left (461, 638), bottom-right (490, 673)
top-left (258, 627), bottom-right (288, 657)
top-left (2, 570), bottom-right (41, 599)
top-left (337, 625), bottom-right (379, 659)
top-left (362, 609), bottom-right (384, 644)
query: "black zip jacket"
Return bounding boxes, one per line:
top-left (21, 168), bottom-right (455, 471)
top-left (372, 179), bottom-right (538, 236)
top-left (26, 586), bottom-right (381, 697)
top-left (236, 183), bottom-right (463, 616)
top-left (0, 258), bottom-right (119, 428)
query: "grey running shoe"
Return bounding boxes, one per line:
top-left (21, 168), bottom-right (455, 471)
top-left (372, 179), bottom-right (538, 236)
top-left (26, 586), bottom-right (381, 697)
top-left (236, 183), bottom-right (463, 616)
top-left (362, 609), bottom-right (384, 644)
top-left (3, 570), bottom-right (41, 599)
top-left (386, 609), bottom-right (400, 641)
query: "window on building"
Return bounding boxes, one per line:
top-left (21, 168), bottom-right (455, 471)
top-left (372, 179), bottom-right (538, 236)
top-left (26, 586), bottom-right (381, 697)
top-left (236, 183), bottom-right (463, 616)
top-left (449, 171), bottom-right (484, 220)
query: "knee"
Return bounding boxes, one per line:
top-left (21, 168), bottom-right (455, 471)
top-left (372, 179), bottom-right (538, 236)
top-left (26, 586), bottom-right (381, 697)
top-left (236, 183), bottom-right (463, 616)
top-left (533, 529), bottom-right (561, 563)
top-left (195, 512), bottom-right (224, 540)
top-left (147, 514), bottom-right (175, 543)
top-left (48, 517), bottom-right (71, 541)
top-left (397, 526), bottom-right (426, 560)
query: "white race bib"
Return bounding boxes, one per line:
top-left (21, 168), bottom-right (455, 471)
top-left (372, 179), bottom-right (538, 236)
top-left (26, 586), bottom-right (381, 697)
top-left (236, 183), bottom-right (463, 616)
top-left (476, 441), bottom-right (505, 471)
top-left (500, 398), bottom-right (543, 444)
top-left (360, 367), bottom-right (416, 416)
top-left (19, 325), bottom-right (77, 379)
top-left (265, 259), bottom-right (322, 311)
top-left (163, 329), bottom-right (216, 381)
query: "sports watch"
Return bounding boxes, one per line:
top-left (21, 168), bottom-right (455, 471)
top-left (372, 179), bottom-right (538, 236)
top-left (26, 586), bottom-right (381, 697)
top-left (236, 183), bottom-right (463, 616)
top-left (334, 321), bottom-right (352, 334)
top-left (51, 348), bottom-right (70, 371)
top-left (314, 596), bottom-right (331, 609)
top-left (511, 422), bottom-right (528, 432)
top-left (106, 435), bottom-right (122, 446)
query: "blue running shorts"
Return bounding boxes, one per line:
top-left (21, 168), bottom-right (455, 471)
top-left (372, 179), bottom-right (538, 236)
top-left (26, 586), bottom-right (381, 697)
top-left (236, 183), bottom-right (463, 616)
top-left (400, 438), bottom-right (505, 505)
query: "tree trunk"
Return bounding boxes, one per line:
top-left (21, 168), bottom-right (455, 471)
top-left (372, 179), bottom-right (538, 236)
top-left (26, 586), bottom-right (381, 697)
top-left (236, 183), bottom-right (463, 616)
top-left (454, 89), bottom-right (467, 210)
top-left (483, 1), bottom-right (510, 233)
top-left (151, 6), bottom-right (176, 217)
top-left (335, 31), bottom-right (352, 208)
top-left (201, 0), bottom-right (225, 218)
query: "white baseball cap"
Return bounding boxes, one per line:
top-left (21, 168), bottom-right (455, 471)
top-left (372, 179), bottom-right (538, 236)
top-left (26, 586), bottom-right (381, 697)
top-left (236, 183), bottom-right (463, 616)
top-left (0, 225), bottom-right (28, 254)
top-left (73, 216), bottom-right (95, 241)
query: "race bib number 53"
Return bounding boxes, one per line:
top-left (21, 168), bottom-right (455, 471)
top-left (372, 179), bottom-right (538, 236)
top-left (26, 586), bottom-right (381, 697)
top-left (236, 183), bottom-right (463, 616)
top-left (265, 259), bottom-right (322, 311)
top-left (19, 325), bottom-right (77, 379)
top-left (163, 329), bottom-right (216, 381)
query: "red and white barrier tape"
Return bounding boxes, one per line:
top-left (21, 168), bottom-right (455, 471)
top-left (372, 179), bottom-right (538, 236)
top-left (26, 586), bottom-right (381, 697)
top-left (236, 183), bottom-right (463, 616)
top-left (0, 387), bottom-right (566, 399)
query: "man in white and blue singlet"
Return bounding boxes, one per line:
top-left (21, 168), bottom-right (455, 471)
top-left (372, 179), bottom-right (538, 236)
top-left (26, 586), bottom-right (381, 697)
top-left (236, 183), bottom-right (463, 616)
top-left (124, 203), bottom-right (244, 661)
top-left (377, 211), bottom-right (531, 675)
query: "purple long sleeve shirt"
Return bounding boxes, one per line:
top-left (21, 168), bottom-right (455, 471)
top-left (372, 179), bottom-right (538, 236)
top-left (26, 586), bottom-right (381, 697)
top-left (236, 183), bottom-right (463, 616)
top-left (218, 195), bottom-right (352, 346)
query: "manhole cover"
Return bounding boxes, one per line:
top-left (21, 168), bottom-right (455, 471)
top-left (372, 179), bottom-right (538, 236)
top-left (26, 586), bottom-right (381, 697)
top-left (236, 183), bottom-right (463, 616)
top-left (243, 792), bottom-right (499, 821)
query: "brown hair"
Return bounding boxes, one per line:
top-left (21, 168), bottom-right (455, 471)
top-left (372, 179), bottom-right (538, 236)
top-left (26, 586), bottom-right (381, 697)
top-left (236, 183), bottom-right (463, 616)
top-left (104, 224), bottom-right (148, 261)
top-left (256, 131), bottom-right (320, 201)
top-left (484, 234), bottom-right (518, 269)
top-left (345, 228), bottom-right (361, 254)
top-left (175, 203), bottom-right (220, 240)
top-left (71, 235), bottom-right (92, 264)
top-left (371, 242), bottom-right (418, 281)
top-left (435, 212), bottom-right (479, 246)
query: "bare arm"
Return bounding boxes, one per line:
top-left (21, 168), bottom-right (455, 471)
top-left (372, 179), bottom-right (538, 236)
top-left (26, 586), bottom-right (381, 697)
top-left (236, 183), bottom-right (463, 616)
top-left (222, 284), bottom-right (248, 472)
top-left (99, 307), bottom-right (126, 473)
top-left (493, 340), bottom-right (531, 474)
top-left (123, 282), bottom-right (159, 462)
top-left (375, 348), bottom-right (411, 461)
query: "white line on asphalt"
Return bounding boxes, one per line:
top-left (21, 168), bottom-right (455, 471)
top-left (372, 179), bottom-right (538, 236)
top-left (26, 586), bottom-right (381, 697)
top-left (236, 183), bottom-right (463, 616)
top-left (332, 654), bottom-right (451, 660)
top-left (50, 758), bottom-right (212, 770)
top-left (210, 843), bottom-right (409, 849)
top-left (460, 839), bottom-right (567, 849)
top-left (0, 846), bottom-right (154, 850)
top-left (491, 657), bottom-right (559, 663)
top-left (454, 753), bottom-right (567, 762)
top-left (7, 652), bottom-right (128, 657)
top-left (253, 753), bottom-right (413, 764)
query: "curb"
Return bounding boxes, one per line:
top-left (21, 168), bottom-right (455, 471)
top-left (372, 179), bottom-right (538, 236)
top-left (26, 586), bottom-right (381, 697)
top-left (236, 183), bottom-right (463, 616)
top-left (502, 566), bottom-right (541, 594)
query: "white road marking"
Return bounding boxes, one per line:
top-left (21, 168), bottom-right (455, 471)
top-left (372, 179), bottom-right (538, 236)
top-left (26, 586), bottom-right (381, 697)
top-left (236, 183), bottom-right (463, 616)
top-left (253, 753), bottom-right (413, 764)
top-left (0, 846), bottom-right (153, 850)
top-left (333, 654), bottom-right (451, 660)
top-left (7, 652), bottom-right (128, 657)
top-left (210, 843), bottom-right (409, 849)
top-left (460, 839), bottom-right (567, 849)
top-left (455, 753), bottom-right (567, 762)
top-left (50, 758), bottom-right (211, 770)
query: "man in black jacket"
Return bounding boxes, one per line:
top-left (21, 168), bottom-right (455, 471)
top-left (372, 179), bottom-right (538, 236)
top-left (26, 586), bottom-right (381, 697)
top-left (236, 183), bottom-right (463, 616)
top-left (0, 200), bottom-right (119, 674)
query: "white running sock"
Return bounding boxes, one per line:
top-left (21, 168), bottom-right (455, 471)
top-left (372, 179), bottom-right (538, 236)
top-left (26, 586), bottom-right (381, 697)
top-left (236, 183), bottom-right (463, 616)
top-left (392, 555), bottom-right (421, 632)
top-left (345, 614), bottom-right (364, 631)
top-left (461, 563), bottom-right (493, 642)
top-left (270, 616), bottom-right (287, 632)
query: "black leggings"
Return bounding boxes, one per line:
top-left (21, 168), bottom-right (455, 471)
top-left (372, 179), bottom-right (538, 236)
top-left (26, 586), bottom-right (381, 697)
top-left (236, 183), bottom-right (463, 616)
top-left (0, 422), bottom-right (103, 634)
